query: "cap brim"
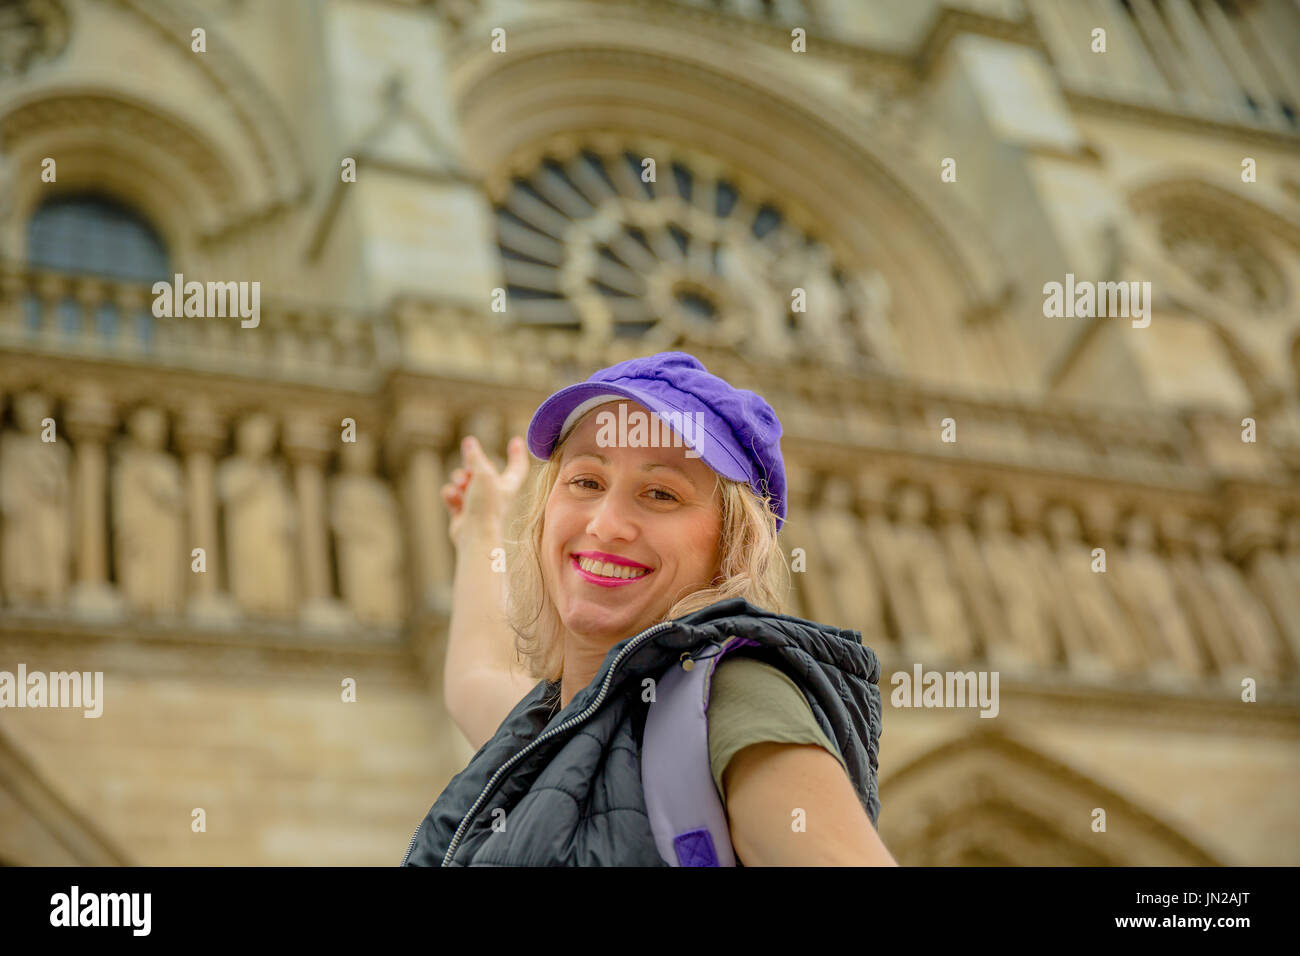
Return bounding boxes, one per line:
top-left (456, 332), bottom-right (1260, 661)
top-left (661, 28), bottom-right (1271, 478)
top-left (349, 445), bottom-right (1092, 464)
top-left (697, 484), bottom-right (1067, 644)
top-left (527, 383), bottom-right (751, 482)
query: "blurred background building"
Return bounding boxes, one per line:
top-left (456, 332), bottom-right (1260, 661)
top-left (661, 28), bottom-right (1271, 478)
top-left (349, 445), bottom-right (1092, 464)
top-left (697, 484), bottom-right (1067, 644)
top-left (1, 0), bottom-right (1298, 866)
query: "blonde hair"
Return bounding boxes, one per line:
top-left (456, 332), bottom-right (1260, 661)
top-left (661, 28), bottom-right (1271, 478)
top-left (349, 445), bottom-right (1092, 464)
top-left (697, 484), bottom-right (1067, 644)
top-left (503, 421), bottom-right (790, 683)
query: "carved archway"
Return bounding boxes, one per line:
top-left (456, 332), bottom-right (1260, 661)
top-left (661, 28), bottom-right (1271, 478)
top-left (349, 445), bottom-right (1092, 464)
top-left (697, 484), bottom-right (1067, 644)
top-left (879, 726), bottom-right (1224, 866)
top-left (0, 90), bottom-right (245, 264)
top-left (97, 0), bottom-right (309, 216)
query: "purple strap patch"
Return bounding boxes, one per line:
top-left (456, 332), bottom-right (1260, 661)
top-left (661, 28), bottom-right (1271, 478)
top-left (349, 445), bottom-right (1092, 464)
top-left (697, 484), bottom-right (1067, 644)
top-left (674, 828), bottom-right (720, 867)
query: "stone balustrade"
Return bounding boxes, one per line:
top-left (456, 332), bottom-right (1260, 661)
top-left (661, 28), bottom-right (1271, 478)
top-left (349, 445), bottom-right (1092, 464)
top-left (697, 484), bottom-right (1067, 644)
top-left (0, 263), bottom-right (389, 389)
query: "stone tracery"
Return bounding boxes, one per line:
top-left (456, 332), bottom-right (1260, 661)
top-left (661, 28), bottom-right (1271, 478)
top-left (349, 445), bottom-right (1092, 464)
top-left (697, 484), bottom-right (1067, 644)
top-left (491, 143), bottom-right (900, 370)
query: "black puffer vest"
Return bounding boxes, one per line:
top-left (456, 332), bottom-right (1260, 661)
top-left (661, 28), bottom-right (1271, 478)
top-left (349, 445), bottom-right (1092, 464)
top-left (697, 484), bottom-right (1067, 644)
top-left (401, 597), bottom-right (883, 866)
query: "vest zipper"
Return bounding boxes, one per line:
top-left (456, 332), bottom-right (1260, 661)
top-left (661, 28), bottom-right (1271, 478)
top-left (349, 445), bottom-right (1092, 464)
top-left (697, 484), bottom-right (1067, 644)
top-left (403, 618), bottom-right (679, 867)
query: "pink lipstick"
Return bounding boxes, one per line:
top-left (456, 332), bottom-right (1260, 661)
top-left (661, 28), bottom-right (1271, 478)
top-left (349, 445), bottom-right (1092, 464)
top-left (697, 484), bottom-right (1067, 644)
top-left (572, 550), bottom-right (652, 569)
top-left (570, 554), bottom-right (654, 588)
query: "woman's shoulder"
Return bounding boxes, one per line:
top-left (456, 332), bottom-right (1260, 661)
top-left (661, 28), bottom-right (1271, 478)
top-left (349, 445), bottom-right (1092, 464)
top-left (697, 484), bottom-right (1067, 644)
top-left (706, 655), bottom-right (822, 729)
top-left (705, 655), bottom-right (846, 805)
top-left (709, 654), bottom-right (798, 697)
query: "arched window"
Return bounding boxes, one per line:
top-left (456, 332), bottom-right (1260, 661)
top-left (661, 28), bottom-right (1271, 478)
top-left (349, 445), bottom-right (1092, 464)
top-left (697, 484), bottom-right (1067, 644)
top-left (27, 193), bottom-right (169, 281)
top-left (23, 193), bottom-right (169, 345)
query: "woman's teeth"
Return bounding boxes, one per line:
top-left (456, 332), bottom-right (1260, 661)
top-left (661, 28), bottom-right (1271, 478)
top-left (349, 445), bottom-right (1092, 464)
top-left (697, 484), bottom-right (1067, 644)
top-left (576, 556), bottom-right (649, 579)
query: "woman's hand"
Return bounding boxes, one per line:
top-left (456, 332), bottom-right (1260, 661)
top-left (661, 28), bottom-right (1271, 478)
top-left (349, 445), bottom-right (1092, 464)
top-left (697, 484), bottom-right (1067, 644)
top-left (441, 435), bottom-right (530, 549)
top-left (439, 433), bottom-right (538, 751)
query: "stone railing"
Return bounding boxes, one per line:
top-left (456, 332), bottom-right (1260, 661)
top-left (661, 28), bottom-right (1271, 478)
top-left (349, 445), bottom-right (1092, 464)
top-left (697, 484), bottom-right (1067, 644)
top-left (0, 263), bottom-right (392, 389)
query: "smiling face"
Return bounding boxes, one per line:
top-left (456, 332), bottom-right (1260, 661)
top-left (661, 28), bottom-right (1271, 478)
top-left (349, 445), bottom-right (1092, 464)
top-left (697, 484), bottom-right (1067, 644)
top-left (541, 399), bottom-right (723, 649)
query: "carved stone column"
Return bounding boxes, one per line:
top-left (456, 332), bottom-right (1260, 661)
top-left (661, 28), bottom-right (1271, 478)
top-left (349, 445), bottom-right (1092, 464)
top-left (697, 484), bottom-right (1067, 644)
top-left (74, 278), bottom-right (105, 345)
top-left (34, 272), bottom-right (66, 341)
top-left (176, 404), bottom-right (239, 624)
top-left (65, 386), bottom-right (124, 619)
top-left (113, 284), bottom-right (150, 347)
top-left (389, 400), bottom-right (454, 612)
top-left (284, 415), bottom-right (348, 631)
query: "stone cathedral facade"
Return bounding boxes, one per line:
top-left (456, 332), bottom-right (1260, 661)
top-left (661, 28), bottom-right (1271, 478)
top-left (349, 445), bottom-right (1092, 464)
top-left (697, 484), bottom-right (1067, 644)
top-left (1, 0), bottom-right (1298, 866)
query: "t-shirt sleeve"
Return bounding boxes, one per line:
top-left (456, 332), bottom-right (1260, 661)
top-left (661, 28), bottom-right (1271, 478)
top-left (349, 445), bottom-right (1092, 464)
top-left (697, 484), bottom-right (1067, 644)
top-left (706, 656), bottom-right (848, 808)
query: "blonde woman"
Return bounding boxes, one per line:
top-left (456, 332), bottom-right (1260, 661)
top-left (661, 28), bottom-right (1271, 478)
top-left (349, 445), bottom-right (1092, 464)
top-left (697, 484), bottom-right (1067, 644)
top-left (403, 351), bottom-right (896, 866)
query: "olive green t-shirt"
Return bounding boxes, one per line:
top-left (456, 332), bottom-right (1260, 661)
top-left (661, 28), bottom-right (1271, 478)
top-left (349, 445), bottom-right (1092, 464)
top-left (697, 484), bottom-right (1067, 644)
top-left (706, 656), bottom-right (848, 807)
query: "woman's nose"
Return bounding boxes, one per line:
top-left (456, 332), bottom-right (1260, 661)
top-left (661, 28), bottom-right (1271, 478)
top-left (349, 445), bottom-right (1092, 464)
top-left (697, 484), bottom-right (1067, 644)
top-left (585, 490), bottom-right (638, 541)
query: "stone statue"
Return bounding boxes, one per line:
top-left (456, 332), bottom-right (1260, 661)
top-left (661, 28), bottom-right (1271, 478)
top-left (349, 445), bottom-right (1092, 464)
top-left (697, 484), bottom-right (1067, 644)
top-left (717, 243), bottom-right (788, 361)
top-left (330, 433), bottom-right (405, 626)
top-left (217, 413), bottom-right (297, 618)
top-left (931, 484), bottom-right (1007, 667)
top-left (888, 485), bottom-right (976, 663)
top-left (113, 406), bottom-right (186, 616)
top-left (790, 245), bottom-right (854, 363)
top-left (972, 493), bottom-right (1058, 673)
top-left (1015, 498), bottom-right (1112, 679)
top-left (806, 475), bottom-right (886, 642)
top-left (1044, 505), bottom-right (1144, 676)
top-left (1111, 514), bottom-right (1207, 683)
top-left (0, 391), bottom-right (70, 606)
top-left (1192, 522), bottom-right (1285, 678)
top-left (844, 267), bottom-right (900, 366)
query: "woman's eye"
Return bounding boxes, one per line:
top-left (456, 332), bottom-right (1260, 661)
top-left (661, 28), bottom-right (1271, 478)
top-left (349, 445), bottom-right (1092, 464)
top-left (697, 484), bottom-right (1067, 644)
top-left (569, 477), bottom-right (600, 490)
top-left (649, 489), bottom-right (679, 502)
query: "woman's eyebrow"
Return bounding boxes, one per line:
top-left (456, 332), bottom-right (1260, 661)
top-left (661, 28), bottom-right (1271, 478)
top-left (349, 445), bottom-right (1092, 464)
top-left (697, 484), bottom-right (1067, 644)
top-left (567, 452), bottom-right (699, 490)
top-left (642, 465), bottom-right (702, 494)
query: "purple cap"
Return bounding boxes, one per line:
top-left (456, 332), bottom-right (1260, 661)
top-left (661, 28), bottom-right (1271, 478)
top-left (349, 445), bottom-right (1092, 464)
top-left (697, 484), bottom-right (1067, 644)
top-left (526, 351), bottom-right (787, 531)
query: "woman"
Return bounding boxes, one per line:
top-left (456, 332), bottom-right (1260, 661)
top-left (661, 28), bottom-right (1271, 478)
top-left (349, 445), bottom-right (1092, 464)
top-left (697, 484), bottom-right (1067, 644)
top-left (403, 351), bottom-right (896, 866)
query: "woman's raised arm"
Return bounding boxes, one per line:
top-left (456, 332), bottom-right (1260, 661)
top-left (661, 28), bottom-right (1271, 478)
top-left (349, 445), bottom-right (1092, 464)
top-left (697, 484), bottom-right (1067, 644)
top-left (440, 436), bottom-right (537, 751)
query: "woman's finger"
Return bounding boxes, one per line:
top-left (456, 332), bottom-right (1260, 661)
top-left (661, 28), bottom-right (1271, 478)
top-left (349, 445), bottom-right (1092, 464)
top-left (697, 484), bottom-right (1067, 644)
top-left (503, 436), bottom-right (528, 482)
top-left (462, 436), bottom-right (501, 477)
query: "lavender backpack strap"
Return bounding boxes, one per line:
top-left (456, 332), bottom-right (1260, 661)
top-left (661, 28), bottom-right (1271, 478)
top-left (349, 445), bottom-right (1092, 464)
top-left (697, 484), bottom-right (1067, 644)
top-left (641, 633), bottom-right (761, 866)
